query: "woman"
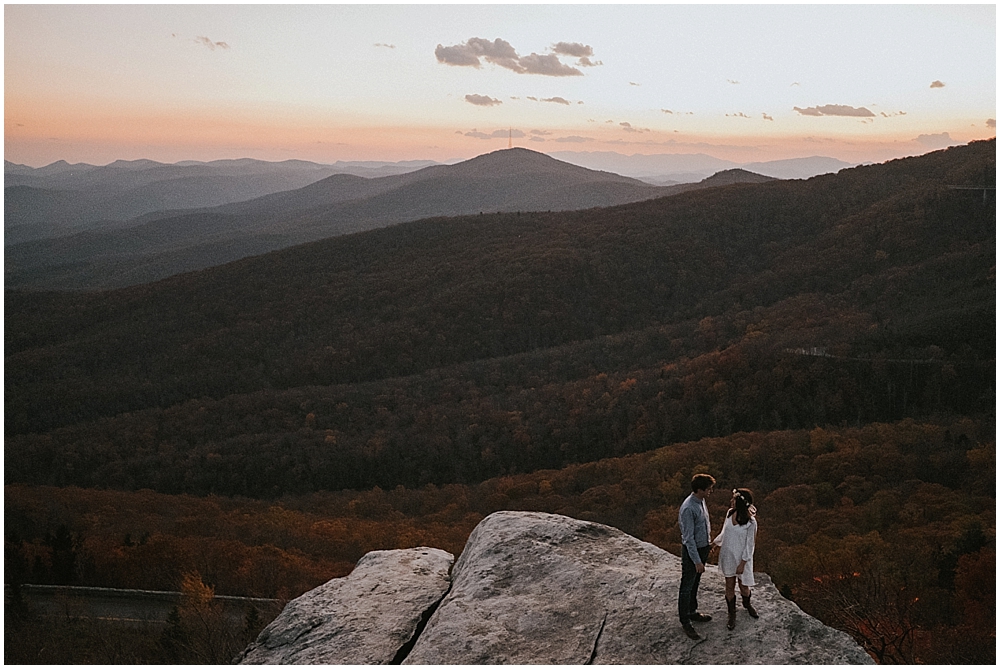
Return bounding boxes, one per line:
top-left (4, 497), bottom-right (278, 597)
top-left (712, 488), bottom-right (759, 630)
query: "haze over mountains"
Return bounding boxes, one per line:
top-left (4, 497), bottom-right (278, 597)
top-left (4, 150), bottom-right (849, 244)
top-left (6, 149), bottom-right (774, 291)
top-left (3, 157), bottom-right (438, 245)
top-left (549, 151), bottom-right (855, 185)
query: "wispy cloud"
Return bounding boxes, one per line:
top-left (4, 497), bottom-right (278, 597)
top-left (530, 129), bottom-right (553, 136)
top-left (462, 128), bottom-right (526, 139)
top-left (620, 121), bottom-right (649, 133)
top-left (661, 109), bottom-right (673, 114)
top-left (194, 36), bottom-right (229, 51)
top-left (554, 135), bottom-right (593, 143)
top-left (930, 80), bottom-right (946, 88)
top-left (914, 132), bottom-right (957, 149)
top-left (529, 136), bottom-right (546, 143)
top-left (727, 79), bottom-right (740, 85)
top-left (762, 113), bottom-right (774, 121)
top-left (374, 43), bottom-right (395, 49)
top-left (542, 96), bottom-right (571, 105)
top-left (465, 94), bottom-right (502, 107)
top-left (436, 37), bottom-right (588, 76)
top-left (630, 82), bottom-right (641, 87)
top-left (988, 119), bottom-right (996, 128)
top-left (879, 111), bottom-right (907, 118)
top-left (726, 112), bottom-right (751, 119)
top-left (794, 104), bottom-right (875, 118)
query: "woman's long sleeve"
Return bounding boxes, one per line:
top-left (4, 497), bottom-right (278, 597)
top-left (741, 519), bottom-right (757, 562)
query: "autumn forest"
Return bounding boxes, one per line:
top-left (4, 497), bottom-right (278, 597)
top-left (5, 140), bottom-right (995, 663)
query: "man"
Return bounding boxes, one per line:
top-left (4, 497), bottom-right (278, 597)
top-left (678, 473), bottom-right (715, 640)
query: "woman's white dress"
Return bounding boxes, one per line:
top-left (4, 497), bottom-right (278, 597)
top-left (712, 513), bottom-right (757, 586)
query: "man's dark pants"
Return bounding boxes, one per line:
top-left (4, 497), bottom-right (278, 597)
top-left (678, 545), bottom-right (710, 624)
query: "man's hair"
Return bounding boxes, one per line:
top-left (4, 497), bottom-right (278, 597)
top-left (691, 473), bottom-right (716, 493)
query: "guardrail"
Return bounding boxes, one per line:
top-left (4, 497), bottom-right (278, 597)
top-left (5, 583), bottom-right (281, 605)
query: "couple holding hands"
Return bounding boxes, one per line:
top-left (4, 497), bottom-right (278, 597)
top-left (677, 473), bottom-right (759, 640)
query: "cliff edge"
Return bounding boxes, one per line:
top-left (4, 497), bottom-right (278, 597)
top-left (238, 511), bottom-right (873, 664)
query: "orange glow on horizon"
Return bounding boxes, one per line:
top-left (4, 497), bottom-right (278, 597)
top-left (5, 95), bottom-right (994, 167)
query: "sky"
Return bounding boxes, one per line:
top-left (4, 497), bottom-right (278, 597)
top-left (4, 3), bottom-right (996, 167)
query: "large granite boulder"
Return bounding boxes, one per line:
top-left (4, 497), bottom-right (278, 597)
top-left (239, 511), bottom-right (873, 664)
top-left (237, 547), bottom-right (453, 664)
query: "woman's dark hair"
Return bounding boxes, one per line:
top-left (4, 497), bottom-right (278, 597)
top-left (727, 488), bottom-right (755, 525)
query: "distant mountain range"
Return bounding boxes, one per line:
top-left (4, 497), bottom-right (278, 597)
top-left (3, 157), bottom-right (439, 245)
top-left (5, 149), bottom-right (774, 291)
top-left (549, 151), bottom-right (855, 184)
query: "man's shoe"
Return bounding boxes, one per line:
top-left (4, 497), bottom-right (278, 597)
top-left (682, 624), bottom-right (701, 640)
top-left (689, 612), bottom-right (713, 623)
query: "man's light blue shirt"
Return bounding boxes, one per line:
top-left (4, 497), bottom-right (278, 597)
top-left (679, 493), bottom-right (711, 564)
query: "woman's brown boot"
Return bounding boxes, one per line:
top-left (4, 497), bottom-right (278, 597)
top-left (742, 592), bottom-right (759, 619)
top-left (726, 595), bottom-right (737, 630)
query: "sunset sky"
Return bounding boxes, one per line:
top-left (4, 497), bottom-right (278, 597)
top-left (5, 3), bottom-right (996, 167)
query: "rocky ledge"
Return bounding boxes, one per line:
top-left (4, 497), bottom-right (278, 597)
top-left (238, 511), bottom-right (873, 664)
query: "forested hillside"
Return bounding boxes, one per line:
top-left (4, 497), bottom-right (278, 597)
top-left (6, 417), bottom-right (994, 663)
top-left (7, 148), bottom-right (723, 291)
top-left (7, 141), bottom-right (994, 450)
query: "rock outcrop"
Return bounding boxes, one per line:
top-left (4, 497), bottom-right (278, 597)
top-left (237, 548), bottom-right (452, 664)
top-left (239, 511), bottom-right (873, 664)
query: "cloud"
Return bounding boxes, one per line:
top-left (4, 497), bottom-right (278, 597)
top-left (914, 132), bottom-right (957, 149)
top-left (726, 112), bottom-right (751, 118)
top-left (550, 41), bottom-right (601, 66)
top-left (661, 109), bottom-right (674, 114)
top-left (555, 135), bottom-right (593, 143)
top-left (519, 53), bottom-right (582, 76)
top-left (435, 37), bottom-right (519, 69)
top-left (930, 80), bottom-right (946, 88)
top-left (794, 104), bottom-right (875, 118)
top-left (530, 129), bottom-right (553, 136)
top-left (465, 94), bottom-right (502, 107)
top-left (374, 43), bottom-right (395, 49)
top-left (630, 82), bottom-right (641, 86)
top-left (436, 37), bottom-right (586, 76)
top-left (527, 96), bottom-right (538, 101)
top-left (762, 113), bottom-right (774, 121)
top-left (542, 96), bottom-right (571, 105)
top-left (620, 122), bottom-right (650, 133)
top-left (529, 136), bottom-right (546, 143)
top-left (791, 82), bottom-right (801, 87)
top-left (879, 111), bottom-right (907, 118)
top-left (727, 79), bottom-right (739, 85)
top-left (988, 119), bottom-right (996, 128)
top-left (552, 41), bottom-right (593, 58)
top-left (462, 128), bottom-right (526, 139)
top-left (194, 36), bottom-right (229, 51)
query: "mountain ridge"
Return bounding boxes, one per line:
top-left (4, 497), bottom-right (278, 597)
top-left (5, 140), bottom-right (992, 441)
top-left (6, 148), bottom-right (773, 291)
